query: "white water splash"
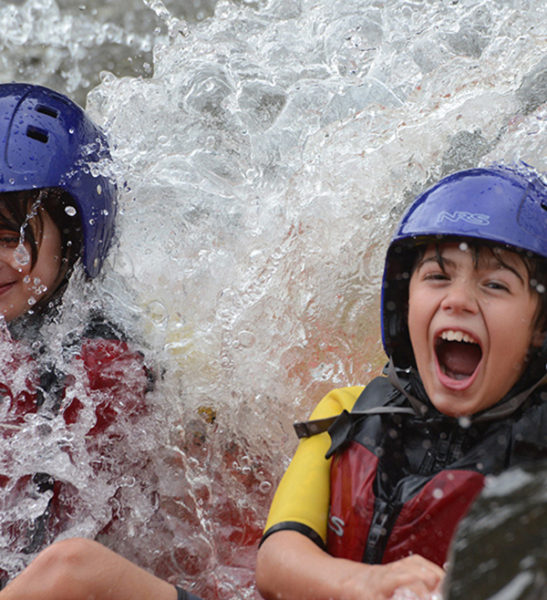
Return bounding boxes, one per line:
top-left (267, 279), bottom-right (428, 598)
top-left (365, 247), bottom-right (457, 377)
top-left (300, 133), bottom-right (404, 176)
top-left (0, 0), bottom-right (545, 597)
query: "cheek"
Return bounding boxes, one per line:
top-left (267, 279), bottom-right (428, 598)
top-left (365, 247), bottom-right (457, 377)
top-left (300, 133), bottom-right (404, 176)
top-left (35, 233), bottom-right (64, 288)
top-left (28, 259), bottom-right (62, 298)
top-left (407, 285), bottom-right (426, 343)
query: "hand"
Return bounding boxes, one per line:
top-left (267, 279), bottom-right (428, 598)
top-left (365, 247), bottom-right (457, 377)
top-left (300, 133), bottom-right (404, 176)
top-left (339, 555), bottom-right (444, 600)
top-left (256, 530), bottom-right (444, 600)
top-left (391, 588), bottom-right (443, 600)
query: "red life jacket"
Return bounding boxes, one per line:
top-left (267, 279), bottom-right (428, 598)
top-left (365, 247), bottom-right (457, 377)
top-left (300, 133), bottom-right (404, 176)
top-left (0, 329), bottom-right (150, 561)
top-left (324, 374), bottom-right (546, 567)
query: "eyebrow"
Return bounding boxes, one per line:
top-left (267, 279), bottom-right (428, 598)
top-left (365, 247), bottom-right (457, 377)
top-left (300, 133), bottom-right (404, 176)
top-left (414, 254), bottom-right (451, 271)
top-left (486, 255), bottom-right (525, 284)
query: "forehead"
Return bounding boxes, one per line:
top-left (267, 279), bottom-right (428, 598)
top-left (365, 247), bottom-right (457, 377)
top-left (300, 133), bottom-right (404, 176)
top-left (419, 241), bottom-right (530, 273)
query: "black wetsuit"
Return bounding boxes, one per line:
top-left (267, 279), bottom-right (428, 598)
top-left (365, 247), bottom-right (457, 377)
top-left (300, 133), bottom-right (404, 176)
top-left (176, 585), bottom-right (202, 600)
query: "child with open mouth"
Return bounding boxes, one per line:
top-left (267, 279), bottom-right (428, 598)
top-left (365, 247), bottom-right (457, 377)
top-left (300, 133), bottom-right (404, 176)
top-left (256, 165), bottom-right (547, 600)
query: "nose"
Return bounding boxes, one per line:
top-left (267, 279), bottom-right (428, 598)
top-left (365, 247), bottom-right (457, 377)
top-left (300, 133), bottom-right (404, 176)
top-left (440, 280), bottom-right (478, 314)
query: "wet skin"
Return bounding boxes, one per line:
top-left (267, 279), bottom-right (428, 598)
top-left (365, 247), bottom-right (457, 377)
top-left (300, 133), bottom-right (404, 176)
top-left (0, 209), bottom-right (64, 322)
top-left (407, 242), bottom-right (542, 417)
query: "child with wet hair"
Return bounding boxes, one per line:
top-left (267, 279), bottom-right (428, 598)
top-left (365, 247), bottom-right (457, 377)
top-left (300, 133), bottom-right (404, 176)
top-left (0, 84), bottom-right (200, 600)
top-left (256, 165), bottom-right (547, 600)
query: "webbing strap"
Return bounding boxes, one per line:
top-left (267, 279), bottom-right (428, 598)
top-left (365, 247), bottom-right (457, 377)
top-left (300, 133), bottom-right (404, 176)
top-left (294, 405), bottom-right (415, 439)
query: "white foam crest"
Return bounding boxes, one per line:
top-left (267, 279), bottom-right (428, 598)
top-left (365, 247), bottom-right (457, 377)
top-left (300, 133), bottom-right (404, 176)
top-left (0, 0), bottom-right (545, 595)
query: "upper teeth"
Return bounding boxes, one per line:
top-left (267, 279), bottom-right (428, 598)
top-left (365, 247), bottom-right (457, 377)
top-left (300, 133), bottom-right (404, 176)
top-left (441, 330), bottom-right (476, 344)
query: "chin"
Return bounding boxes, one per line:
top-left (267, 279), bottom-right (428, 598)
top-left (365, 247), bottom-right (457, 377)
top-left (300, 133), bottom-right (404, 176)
top-left (429, 392), bottom-right (479, 419)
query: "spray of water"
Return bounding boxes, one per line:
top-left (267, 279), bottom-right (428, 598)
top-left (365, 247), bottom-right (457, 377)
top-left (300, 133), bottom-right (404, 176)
top-left (0, 0), bottom-right (545, 597)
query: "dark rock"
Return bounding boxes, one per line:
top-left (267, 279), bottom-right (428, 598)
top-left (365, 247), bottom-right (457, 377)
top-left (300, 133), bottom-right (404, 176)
top-left (445, 460), bottom-right (547, 600)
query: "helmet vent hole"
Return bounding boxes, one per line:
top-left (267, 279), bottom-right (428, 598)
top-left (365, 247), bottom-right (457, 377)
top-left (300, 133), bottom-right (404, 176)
top-left (35, 104), bottom-right (59, 119)
top-left (26, 126), bottom-right (49, 144)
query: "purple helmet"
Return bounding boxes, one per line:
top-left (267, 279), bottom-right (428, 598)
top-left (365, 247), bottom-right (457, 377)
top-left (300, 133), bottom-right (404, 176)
top-left (0, 83), bottom-right (116, 277)
top-left (381, 165), bottom-right (547, 367)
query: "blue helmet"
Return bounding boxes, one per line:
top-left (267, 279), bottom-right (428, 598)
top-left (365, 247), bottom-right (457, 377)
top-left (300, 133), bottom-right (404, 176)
top-left (381, 165), bottom-right (547, 367)
top-left (0, 83), bottom-right (116, 277)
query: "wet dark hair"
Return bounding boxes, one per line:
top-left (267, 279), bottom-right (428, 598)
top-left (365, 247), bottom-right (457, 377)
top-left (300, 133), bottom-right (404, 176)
top-left (0, 188), bottom-right (83, 291)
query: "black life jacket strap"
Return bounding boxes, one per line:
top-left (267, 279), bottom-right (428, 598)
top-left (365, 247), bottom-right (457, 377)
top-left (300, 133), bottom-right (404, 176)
top-left (294, 405), bottom-right (415, 440)
top-left (293, 374), bottom-right (417, 459)
top-left (473, 373), bottom-right (547, 422)
top-left (384, 359), bottom-right (429, 416)
top-left (294, 370), bottom-right (416, 441)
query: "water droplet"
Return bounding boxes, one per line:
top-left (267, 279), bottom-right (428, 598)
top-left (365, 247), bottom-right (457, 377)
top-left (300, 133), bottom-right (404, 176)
top-left (458, 416), bottom-right (471, 428)
top-left (238, 330), bottom-right (256, 348)
top-left (433, 488), bottom-right (444, 499)
top-left (97, 184), bottom-right (102, 195)
top-left (14, 244), bottom-right (30, 266)
top-left (65, 206), bottom-right (77, 217)
top-left (146, 300), bottom-right (168, 325)
top-left (259, 481), bottom-right (272, 494)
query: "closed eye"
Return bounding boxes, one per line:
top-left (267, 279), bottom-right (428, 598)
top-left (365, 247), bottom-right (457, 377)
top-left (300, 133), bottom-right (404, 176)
top-left (484, 280), bottom-right (510, 292)
top-left (423, 271), bottom-right (450, 282)
top-left (0, 231), bottom-right (21, 248)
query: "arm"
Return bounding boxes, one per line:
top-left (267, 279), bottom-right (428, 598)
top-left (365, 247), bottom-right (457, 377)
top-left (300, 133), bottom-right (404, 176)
top-left (256, 387), bottom-right (444, 600)
top-left (262, 387), bottom-right (364, 544)
top-left (0, 538), bottom-right (178, 600)
top-left (256, 530), bottom-right (444, 600)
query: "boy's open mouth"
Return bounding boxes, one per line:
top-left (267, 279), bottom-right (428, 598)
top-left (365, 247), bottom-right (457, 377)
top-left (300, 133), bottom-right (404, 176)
top-left (435, 330), bottom-right (482, 381)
